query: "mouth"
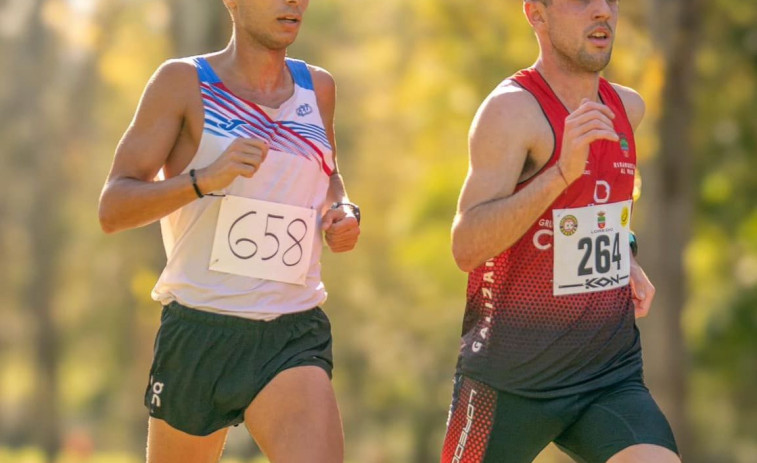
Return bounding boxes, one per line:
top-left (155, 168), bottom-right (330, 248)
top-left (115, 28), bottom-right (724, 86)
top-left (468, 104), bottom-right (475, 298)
top-left (277, 14), bottom-right (301, 25)
top-left (587, 27), bottom-right (612, 46)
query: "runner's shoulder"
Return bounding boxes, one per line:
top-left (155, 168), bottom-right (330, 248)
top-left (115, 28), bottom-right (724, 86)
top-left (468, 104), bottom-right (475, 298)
top-left (307, 64), bottom-right (336, 98)
top-left (306, 64), bottom-right (334, 85)
top-left (471, 79), bottom-right (547, 140)
top-left (134, 58), bottom-right (199, 113)
top-left (610, 83), bottom-right (645, 129)
top-left (153, 58), bottom-right (200, 86)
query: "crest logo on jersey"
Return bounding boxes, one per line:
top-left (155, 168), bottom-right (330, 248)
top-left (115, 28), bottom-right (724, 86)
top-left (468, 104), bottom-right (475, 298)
top-left (619, 133), bottom-right (630, 157)
top-left (296, 103), bottom-right (313, 117)
top-left (218, 118), bottom-right (247, 131)
top-left (597, 211), bottom-right (606, 229)
top-left (559, 215), bottom-right (578, 236)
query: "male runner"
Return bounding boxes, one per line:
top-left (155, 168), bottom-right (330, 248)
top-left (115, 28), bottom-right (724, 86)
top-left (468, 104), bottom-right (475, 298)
top-left (440, 1), bottom-right (679, 462)
top-left (98, 0), bottom-right (359, 461)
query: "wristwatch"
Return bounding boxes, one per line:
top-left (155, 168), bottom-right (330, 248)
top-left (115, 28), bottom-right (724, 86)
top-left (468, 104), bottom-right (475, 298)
top-left (331, 201), bottom-right (361, 224)
top-left (629, 231), bottom-right (638, 257)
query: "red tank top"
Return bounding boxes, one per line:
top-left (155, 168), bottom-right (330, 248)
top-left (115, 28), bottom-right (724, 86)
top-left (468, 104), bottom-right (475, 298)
top-left (456, 69), bottom-right (642, 397)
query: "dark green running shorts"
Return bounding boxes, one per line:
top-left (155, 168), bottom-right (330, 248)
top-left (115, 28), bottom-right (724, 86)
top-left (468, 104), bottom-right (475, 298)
top-left (441, 372), bottom-right (679, 463)
top-left (144, 301), bottom-right (333, 436)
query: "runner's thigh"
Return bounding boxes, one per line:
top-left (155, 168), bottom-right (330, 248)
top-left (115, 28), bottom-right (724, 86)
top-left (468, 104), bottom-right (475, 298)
top-left (441, 375), bottom-right (566, 463)
top-left (244, 366), bottom-right (343, 463)
top-left (555, 377), bottom-right (678, 463)
top-left (147, 417), bottom-right (228, 463)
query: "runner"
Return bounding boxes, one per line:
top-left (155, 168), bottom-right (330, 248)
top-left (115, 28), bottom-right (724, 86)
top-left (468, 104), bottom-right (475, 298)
top-left (98, 0), bottom-right (359, 461)
top-left (440, 1), bottom-right (679, 462)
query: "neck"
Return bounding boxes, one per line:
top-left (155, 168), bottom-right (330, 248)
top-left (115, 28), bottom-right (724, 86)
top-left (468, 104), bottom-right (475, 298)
top-left (217, 34), bottom-right (290, 93)
top-left (533, 56), bottom-right (601, 112)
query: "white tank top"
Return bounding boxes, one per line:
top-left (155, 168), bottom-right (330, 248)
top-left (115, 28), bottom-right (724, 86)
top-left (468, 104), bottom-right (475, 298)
top-left (151, 56), bottom-right (334, 320)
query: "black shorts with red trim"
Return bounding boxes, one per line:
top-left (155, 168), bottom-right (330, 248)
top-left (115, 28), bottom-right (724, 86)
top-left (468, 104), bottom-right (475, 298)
top-left (440, 372), bottom-right (678, 463)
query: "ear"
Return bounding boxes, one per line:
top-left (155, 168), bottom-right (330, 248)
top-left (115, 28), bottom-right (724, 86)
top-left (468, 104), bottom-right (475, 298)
top-left (523, 1), bottom-right (547, 28)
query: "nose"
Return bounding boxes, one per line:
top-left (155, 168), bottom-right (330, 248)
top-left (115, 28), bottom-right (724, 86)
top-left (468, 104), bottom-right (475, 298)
top-left (592, 0), bottom-right (614, 21)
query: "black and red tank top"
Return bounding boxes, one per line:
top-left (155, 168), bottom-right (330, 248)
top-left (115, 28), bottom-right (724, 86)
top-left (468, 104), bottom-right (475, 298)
top-left (456, 69), bottom-right (642, 397)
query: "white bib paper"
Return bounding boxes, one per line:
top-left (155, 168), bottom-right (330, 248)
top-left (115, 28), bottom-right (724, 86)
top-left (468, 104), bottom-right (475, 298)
top-left (552, 200), bottom-right (632, 296)
top-left (210, 196), bottom-right (316, 286)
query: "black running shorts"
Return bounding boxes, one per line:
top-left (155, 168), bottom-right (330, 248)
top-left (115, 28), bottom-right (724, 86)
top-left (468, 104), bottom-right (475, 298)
top-left (144, 302), bottom-right (333, 436)
top-left (441, 372), bottom-right (678, 463)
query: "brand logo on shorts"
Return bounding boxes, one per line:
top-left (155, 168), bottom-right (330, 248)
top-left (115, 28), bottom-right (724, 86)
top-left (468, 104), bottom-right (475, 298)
top-left (149, 376), bottom-right (165, 409)
top-left (559, 215), bottom-right (578, 236)
top-left (452, 388), bottom-right (477, 463)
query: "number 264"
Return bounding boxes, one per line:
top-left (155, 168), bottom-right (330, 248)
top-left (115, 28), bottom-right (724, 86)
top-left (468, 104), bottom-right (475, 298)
top-left (577, 233), bottom-right (622, 276)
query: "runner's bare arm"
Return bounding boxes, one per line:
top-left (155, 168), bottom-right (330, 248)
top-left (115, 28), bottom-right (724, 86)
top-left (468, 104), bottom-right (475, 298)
top-left (612, 84), bottom-right (645, 131)
top-left (613, 84), bottom-right (653, 316)
top-left (451, 87), bottom-right (566, 271)
top-left (98, 61), bottom-right (200, 233)
top-left (99, 61), bottom-right (268, 234)
top-left (452, 86), bottom-right (619, 272)
top-left (311, 65), bottom-right (359, 252)
top-left (310, 66), bottom-right (345, 204)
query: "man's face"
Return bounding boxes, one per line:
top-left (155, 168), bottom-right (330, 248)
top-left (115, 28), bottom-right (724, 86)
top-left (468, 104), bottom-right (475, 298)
top-left (542, 0), bottom-right (619, 73)
top-left (229, 0), bottom-right (310, 50)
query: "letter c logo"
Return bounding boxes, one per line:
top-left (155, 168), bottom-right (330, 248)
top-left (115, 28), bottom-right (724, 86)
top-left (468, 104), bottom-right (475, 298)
top-left (533, 229), bottom-right (553, 250)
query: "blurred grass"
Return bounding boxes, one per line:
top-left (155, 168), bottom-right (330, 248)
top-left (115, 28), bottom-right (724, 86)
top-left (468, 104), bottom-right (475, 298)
top-left (0, 448), bottom-right (272, 463)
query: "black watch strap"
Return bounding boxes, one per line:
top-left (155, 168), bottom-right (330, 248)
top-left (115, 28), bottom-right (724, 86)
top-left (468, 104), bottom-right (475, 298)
top-left (629, 231), bottom-right (638, 257)
top-left (331, 201), bottom-right (361, 224)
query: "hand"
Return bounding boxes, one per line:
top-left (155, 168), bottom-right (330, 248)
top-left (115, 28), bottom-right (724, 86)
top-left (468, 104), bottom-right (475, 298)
top-left (557, 99), bottom-right (618, 185)
top-left (629, 257), bottom-right (655, 318)
top-left (321, 207), bottom-right (360, 253)
top-left (195, 137), bottom-right (269, 192)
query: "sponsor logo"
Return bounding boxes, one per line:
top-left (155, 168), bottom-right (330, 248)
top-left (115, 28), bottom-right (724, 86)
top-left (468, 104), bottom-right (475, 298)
top-left (296, 103), bottom-right (313, 117)
top-left (594, 180), bottom-right (611, 204)
top-left (597, 211), bottom-right (606, 230)
top-left (533, 219), bottom-right (553, 250)
top-left (452, 388), bottom-right (478, 463)
top-left (471, 261), bottom-right (495, 354)
top-left (533, 229), bottom-right (553, 250)
top-left (620, 206), bottom-right (629, 228)
top-left (559, 215), bottom-right (578, 236)
top-left (218, 118), bottom-right (247, 131)
top-left (557, 273), bottom-right (629, 291)
top-left (149, 376), bottom-right (165, 408)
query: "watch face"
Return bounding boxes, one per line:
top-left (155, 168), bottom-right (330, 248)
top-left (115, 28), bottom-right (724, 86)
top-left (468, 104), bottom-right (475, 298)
top-left (332, 202), bottom-right (360, 223)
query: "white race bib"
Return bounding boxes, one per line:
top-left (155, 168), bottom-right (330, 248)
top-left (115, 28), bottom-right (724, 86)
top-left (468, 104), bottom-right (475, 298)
top-left (210, 196), bottom-right (317, 286)
top-left (552, 200), bottom-right (632, 296)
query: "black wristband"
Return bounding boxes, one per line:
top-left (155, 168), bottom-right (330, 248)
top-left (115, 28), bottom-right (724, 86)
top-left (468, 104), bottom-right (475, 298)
top-left (189, 169), bottom-right (204, 198)
top-left (629, 231), bottom-right (638, 257)
top-left (331, 201), bottom-right (361, 224)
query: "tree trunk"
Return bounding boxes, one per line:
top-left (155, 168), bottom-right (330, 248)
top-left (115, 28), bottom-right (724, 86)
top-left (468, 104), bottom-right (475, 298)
top-left (169, 0), bottom-right (230, 56)
top-left (1, 1), bottom-right (123, 459)
top-left (641, 0), bottom-right (703, 459)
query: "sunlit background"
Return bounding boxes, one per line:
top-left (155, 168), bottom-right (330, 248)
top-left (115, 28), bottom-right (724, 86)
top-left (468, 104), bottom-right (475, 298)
top-left (1, 0), bottom-right (755, 462)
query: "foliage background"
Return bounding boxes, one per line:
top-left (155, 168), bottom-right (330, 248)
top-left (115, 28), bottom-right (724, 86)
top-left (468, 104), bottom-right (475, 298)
top-left (0, 0), bottom-right (755, 462)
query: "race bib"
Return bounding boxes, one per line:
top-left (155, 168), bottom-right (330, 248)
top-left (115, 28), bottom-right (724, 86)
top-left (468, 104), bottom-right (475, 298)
top-left (552, 200), bottom-right (632, 296)
top-left (210, 196), bottom-right (317, 286)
